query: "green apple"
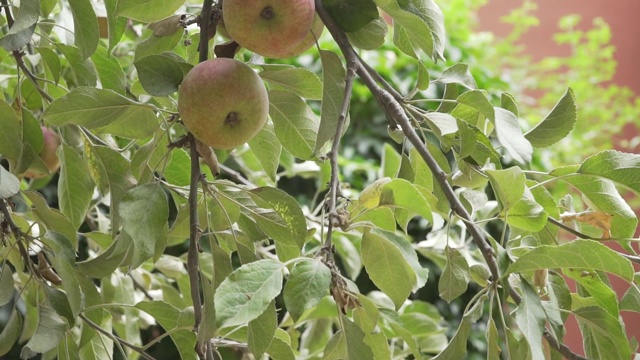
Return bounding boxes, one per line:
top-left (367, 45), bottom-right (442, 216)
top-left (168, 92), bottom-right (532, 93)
top-left (178, 58), bottom-right (269, 149)
top-left (223, 0), bottom-right (315, 59)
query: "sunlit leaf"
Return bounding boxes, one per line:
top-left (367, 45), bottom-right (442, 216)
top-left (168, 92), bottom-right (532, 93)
top-left (260, 66), bottom-right (323, 100)
top-left (525, 88), bottom-right (576, 147)
top-left (505, 240), bottom-right (634, 282)
top-left (214, 259), bottom-right (284, 328)
top-left (283, 259), bottom-right (332, 321)
top-left (494, 107), bottom-right (532, 165)
top-left (438, 246), bottom-right (469, 302)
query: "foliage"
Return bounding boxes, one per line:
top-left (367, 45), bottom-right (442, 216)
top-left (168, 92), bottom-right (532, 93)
top-left (0, 0), bottom-right (639, 360)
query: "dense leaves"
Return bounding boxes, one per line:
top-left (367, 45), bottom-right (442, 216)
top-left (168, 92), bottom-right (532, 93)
top-left (0, 0), bottom-right (638, 359)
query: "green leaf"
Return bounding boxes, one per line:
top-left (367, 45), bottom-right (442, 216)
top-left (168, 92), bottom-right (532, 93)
top-left (0, 265), bottom-right (13, 307)
top-left (377, 0), bottom-right (445, 60)
top-left (43, 232), bottom-right (82, 318)
top-left (578, 150), bottom-right (640, 195)
top-left (0, 0), bottom-right (38, 51)
top-left (0, 309), bottom-right (22, 356)
top-left (163, 148), bottom-right (190, 186)
top-left (438, 246), bottom-right (470, 302)
top-left (14, 110), bottom-right (44, 175)
top-left (90, 145), bottom-right (137, 234)
top-left (134, 53), bottom-right (189, 96)
top-left (37, 46), bottom-right (61, 84)
top-left (214, 259), bottom-right (284, 328)
top-left (135, 301), bottom-right (197, 360)
top-left (0, 166), bottom-right (20, 199)
top-left (435, 63), bottom-right (476, 89)
top-left (374, 229), bottom-right (429, 290)
top-left (283, 259), bottom-right (332, 321)
top-left (68, 0), bottom-right (99, 59)
top-left (424, 112), bottom-right (457, 137)
top-left (248, 301), bottom-right (277, 359)
top-left (267, 329), bottom-right (296, 360)
top-left (457, 90), bottom-right (494, 121)
top-left (515, 281), bottom-right (546, 360)
top-left (58, 144), bottom-right (94, 229)
top-left (115, 0), bottom-right (185, 23)
top-left (500, 93), bottom-right (519, 117)
top-left (118, 183), bottom-right (169, 269)
top-left (323, 0), bottom-right (379, 32)
top-left (505, 240), bottom-right (634, 282)
top-left (315, 51), bottom-right (347, 155)
top-left (525, 88), bottom-right (576, 147)
top-left (566, 269), bottom-right (618, 317)
top-left (134, 30), bottom-right (184, 61)
top-left (20, 304), bottom-right (68, 358)
top-left (249, 186), bottom-right (307, 262)
top-left (494, 107), bottom-right (532, 165)
top-left (506, 188), bottom-right (548, 232)
top-left (78, 310), bottom-right (113, 360)
top-left (260, 66), bottom-right (323, 100)
top-left (431, 315), bottom-right (472, 360)
top-left (58, 44), bottom-right (98, 87)
top-left (268, 90), bottom-right (319, 160)
top-left (361, 230), bottom-right (416, 308)
top-left (573, 306), bottom-right (632, 360)
top-left (620, 283), bottom-right (640, 313)
top-left (562, 173), bottom-right (637, 238)
top-left (380, 178), bottom-right (432, 223)
top-left (342, 314), bottom-right (375, 359)
top-left (486, 167), bottom-right (525, 211)
top-left (486, 317), bottom-right (501, 360)
top-left (347, 18), bottom-right (388, 50)
top-left (91, 45), bottom-right (127, 94)
top-left (248, 121), bottom-right (281, 182)
top-left (0, 101), bottom-right (22, 161)
top-left (43, 87), bottom-right (157, 139)
top-left (105, 0), bottom-right (127, 52)
top-left (25, 191), bottom-right (77, 246)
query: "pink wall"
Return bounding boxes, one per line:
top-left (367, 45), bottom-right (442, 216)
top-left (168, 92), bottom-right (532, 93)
top-left (478, 1), bottom-right (640, 357)
top-left (478, 0), bottom-right (640, 93)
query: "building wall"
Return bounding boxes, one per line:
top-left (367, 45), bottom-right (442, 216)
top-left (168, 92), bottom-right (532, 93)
top-left (477, 1), bottom-right (640, 357)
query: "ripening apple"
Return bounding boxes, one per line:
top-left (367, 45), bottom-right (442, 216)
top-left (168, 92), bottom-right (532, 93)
top-left (178, 58), bottom-right (269, 149)
top-left (23, 126), bottom-right (61, 179)
top-left (223, 0), bottom-right (315, 59)
top-left (277, 14), bottom-right (325, 58)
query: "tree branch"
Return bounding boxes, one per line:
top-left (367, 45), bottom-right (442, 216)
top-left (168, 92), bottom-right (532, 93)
top-left (188, 134), bottom-right (204, 358)
top-left (79, 313), bottom-right (156, 360)
top-left (323, 60), bottom-right (358, 252)
top-left (314, 2), bottom-right (587, 359)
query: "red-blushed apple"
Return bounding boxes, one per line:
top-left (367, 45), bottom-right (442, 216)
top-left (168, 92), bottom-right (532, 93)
top-left (222, 0), bottom-right (315, 59)
top-left (178, 58), bottom-right (269, 149)
top-left (277, 14), bottom-right (325, 58)
top-left (23, 126), bottom-right (61, 179)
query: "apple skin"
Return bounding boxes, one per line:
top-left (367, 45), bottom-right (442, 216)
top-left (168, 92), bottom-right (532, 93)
top-left (178, 58), bottom-right (269, 150)
top-left (23, 126), bottom-right (61, 179)
top-left (223, 0), bottom-right (315, 59)
top-left (277, 14), bottom-right (325, 58)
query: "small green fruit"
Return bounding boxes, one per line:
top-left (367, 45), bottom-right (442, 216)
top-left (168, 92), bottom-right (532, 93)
top-left (223, 0), bottom-right (315, 59)
top-left (178, 58), bottom-right (269, 150)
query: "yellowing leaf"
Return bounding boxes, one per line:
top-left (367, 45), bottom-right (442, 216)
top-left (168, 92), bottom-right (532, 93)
top-left (561, 211), bottom-right (613, 239)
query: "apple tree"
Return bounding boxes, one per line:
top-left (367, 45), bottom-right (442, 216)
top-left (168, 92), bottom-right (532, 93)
top-left (1, 0), bottom-right (639, 359)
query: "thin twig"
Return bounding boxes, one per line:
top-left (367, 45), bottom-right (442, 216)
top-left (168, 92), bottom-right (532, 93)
top-left (188, 134), bottom-right (204, 358)
top-left (79, 313), bottom-right (156, 360)
top-left (314, 2), bottom-right (587, 359)
top-left (323, 60), bottom-right (358, 252)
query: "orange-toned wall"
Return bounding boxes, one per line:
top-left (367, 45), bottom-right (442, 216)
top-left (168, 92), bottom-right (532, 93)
top-left (478, 1), bottom-right (640, 357)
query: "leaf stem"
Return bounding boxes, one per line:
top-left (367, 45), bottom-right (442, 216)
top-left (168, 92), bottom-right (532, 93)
top-left (79, 313), bottom-right (156, 360)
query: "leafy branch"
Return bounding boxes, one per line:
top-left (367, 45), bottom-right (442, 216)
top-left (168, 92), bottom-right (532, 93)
top-left (314, 1), bottom-right (587, 359)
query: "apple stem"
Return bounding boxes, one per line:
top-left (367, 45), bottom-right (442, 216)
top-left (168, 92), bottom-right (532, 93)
top-left (260, 6), bottom-right (275, 20)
